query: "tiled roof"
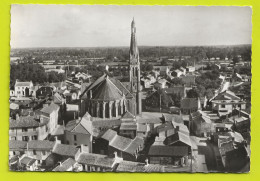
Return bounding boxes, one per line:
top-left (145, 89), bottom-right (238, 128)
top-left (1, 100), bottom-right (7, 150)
top-left (143, 164), bottom-right (165, 172)
top-left (76, 153), bottom-right (115, 168)
top-left (148, 145), bottom-right (189, 157)
top-left (124, 137), bottom-right (144, 155)
top-left (213, 90), bottom-right (240, 101)
top-left (163, 131), bottom-right (192, 147)
top-left (9, 116), bottom-right (48, 129)
top-left (92, 119), bottom-right (121, 128)
top-left (101, 129), bottom-right (117, 142)
top-left (28, 140), bottom-right (56, 151)
top-left (119, 122), bottom-right (137, 130)
top-left (40, 103), bottom-right (59, 114)
top-left (53, 158), bottom-right (76, 172)
top-left (116, 160), bottom-right (145, 172)
top-left (9, 155), bottom-right (19, 164)
top-left (110, 135), bottom-right (132, 151)
top-left (9, 140), bottom-right (27, 150)
top-left (20, 156), bottom-right (36, 166)
top-left (121, 111), bottom-right (135, 119)
top-left (52, 144), bottom-right (79, 157)
top-left (65, 118), bottom-right (91, 135)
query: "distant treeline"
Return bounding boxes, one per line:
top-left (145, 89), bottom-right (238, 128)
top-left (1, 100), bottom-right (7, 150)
top-left (11, 44), bottom-right (251, 62)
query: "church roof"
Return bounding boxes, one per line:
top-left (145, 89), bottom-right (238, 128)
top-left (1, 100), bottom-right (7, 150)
top-left (92, 76), bottom-right (123, 101)
top-left (81, 74), bottom-right (133, 101)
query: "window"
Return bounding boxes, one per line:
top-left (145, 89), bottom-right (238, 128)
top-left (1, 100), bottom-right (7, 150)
top-left (22, 136), bottom-right (29, 141)
top-left (33, 150), bottom-right (37, 155)
top-left (74, 135), bottom-right (77, 141)
top-left (42, 151), bottom-right (46, 155)
top-left (221, 104), bottom-right (225, 108)
top-left (22, 128), bottom-right (28, 132)
top-left (13, 151), bottom-right (16, 155)
top-left (11, 136), bottom-right (16, 140)
top-left (32, 135), bottom-right (38, 140)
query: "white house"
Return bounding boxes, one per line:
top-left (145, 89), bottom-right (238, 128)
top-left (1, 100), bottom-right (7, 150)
top-left (14, 80), bottom-right (34, 97)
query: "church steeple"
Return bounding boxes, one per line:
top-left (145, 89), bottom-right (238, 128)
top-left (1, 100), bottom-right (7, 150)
top-left (129, 18), bottom-right (142, 115)
top-left (130, 18), bottom-right (139, 62)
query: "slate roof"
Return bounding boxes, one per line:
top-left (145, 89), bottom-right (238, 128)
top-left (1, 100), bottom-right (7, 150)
top-left (148, 145), bottom-right (189, 157)
top-left (92, 76), bottom-right (123, 101)
top-left (52, 158), bottom-right (76, 171)
top-left (52, 144), bottom-right (79, 157)
top-left (81, 74), bottom-right (133, 100)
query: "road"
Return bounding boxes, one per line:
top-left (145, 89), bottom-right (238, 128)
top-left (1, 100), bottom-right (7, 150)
top-left (190, 137), bottom-right (223, 172)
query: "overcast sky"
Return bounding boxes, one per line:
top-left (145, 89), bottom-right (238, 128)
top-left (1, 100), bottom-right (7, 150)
top-left (11, 5), bottom-right (252, 48)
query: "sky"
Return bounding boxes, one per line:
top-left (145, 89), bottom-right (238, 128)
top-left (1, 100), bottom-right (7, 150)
top-left (11, 5), bottom-right (252, 48)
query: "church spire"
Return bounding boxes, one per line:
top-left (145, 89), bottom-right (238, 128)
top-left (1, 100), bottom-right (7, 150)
top-left (130, 17), bottom-right (139, 61)
top-left (129, 18), bottom-right (142, 115)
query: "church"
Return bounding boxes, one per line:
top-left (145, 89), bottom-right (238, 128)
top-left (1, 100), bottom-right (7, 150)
top-left (80, 18), bottom-right (142, 119)
top-left (79, 18), bottom-right (142, 139)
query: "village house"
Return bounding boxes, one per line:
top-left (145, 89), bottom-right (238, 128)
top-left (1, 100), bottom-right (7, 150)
top-left (40, 103), bottom-right (60, 134)
top-left (119, 111), bottom-right (137, 139)
top-left (64, 113), bottom-right (92, 151)
top-left (101, 129), bottom-right (144, 162)
top-left (19, 155), bottom-right (38, 171)
top-left (52, 158), bottom-right (78, 172)
top-left (13, 80), bottom-right (34, 97)
top-left (75, 151), bottom-right (122, 172)
top-left (9, 115), bottom-right (50, 141)
top-left (210, 90), bottom-right (246, 117)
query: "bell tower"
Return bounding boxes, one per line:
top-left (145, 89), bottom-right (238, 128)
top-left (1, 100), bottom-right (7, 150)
top-left (129, 18), bottom-right (142, 115)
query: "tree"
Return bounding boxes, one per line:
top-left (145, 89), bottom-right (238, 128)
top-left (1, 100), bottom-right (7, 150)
top-left (232, 56), bottom-right (239, 65)
top-left (187, 89), bottom-right (199, 98)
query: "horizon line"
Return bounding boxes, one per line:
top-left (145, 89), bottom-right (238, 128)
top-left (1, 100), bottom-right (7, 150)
top-left (11, 43), bottom-right (252, 49)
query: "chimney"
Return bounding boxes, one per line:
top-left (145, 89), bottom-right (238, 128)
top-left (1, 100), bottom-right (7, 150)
top-left (105, 65), bottom-right (109, 71)
top-left (113, 151), bottom-right (123, 165)
top-left (89, 90), bottom-right (92, 99)
top-left (145, 159), bottom-right (149, 166)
